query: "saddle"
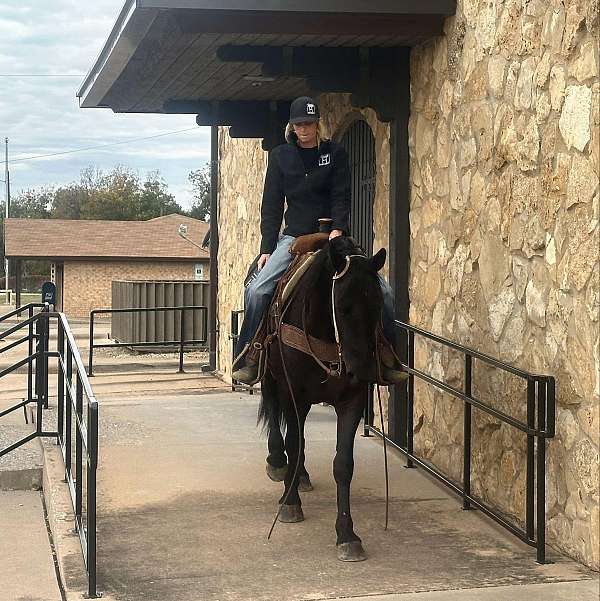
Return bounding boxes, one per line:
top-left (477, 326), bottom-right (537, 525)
top-left (243, 233), bottom-right (402, 385)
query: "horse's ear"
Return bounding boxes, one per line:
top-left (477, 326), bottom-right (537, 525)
top-left (370, 248), bottom-right (386, 272)
top-left (329, 237), bottom-right (348, 273)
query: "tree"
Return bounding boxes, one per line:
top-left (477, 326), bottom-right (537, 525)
top-left (5, 165), bottom-right (187, 226)
top-left (10, 187), bottom-right (53, 218)
top-left (82, 166), bottom-right (140, 220)
top-left (188, 165), bottom-right (211, 221)
top-left (51, 184), bottom-right (85, 219)
top-left (137, 171), bottom-right (182, 220)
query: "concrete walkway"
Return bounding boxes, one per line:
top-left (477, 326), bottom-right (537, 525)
top-left (41, 389), bottom-right (595, 601)
top-left (0, 490), bottom-right (62, 601)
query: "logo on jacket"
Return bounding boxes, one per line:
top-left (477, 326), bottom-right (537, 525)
top-left (306, 103), bottom-right (316, 115)
top-left (319, 153), bottom-right (331, 166)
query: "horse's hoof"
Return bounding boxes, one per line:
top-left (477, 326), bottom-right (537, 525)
top-left (298, 474), bottom-right (314, 492)
top-left (337, 541), bottom-right (367, 562)
top-left (278, 504), bottom-right (304, 523)
top-left (266, 462), bottom-right (287, 482)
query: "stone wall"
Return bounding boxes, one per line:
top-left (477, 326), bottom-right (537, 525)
top-left (62, 260), bottom-right (202, 318)
top-left (408, 0), bottom-right (598, 568)
top-left (216, 101), bottom-right (391, 382)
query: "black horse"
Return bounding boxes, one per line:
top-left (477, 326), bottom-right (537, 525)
top-left (259, 236), bottom-right (387, 562)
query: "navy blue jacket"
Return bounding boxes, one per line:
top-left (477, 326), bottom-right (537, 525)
top-left (259, 136), bottom-right (351, 254)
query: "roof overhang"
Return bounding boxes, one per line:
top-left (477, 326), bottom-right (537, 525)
top-left (78, 0), bottom-right (455, 118)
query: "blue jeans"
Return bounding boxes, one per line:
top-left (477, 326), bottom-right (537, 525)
top-left (235, 235), bottom-right (397, 359)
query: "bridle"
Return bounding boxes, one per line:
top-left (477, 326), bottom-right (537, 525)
top-left (330, 254), bottom-right (368, 376)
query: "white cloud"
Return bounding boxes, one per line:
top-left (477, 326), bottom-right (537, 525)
top-left (0, 0), bottom-right (211, 209)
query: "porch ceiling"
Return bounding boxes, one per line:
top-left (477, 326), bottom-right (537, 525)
top-left (78, 0), bottom-right (455, 114)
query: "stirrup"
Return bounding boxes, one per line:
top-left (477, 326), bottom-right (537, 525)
top-left (232, 342), bottom-right (267, 386)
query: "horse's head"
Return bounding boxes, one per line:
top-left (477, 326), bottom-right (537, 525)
top-left (329, 237), bottom-right (387, 383)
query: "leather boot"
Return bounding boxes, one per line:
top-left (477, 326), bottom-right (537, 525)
top-left (377, 332), bottom-right (409, 385)
top-left (232, 357), bottom-right (259, 385)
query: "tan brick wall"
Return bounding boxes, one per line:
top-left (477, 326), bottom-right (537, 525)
top-left (62, 260), bottom-right (207, 318)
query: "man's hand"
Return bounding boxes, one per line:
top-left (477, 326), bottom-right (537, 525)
top-left (257, 253), bottom-right (271, 271)
top-left (329, 229), bottom-right (343, 240)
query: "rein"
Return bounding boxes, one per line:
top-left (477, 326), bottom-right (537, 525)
top-left (330, 254), bottom-right (368, 373)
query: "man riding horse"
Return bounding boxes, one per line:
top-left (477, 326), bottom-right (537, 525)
top-left (232, 96), bottom-right (405, 385)
top-left (232, 97), bottom-right (408, 562)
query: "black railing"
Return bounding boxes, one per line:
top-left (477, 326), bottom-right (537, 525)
top-left (0, 305), bottom-right (99, 598)
top-left (54, 312), bottom-right (99, 597)
top-left (88, 305), bottom-right (209, 376)
top-left (0, 303), bottom-right (49, 452)
top-left (365, 320), bottom-right (556, 564)
top-left (230, 310), bottom-right (254, 394)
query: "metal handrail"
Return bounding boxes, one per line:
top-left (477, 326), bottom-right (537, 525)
top-left (0, 307), bottom-right (99, 597)
top-left (54, 312), bottom-right (99, 597)
top-left (88, 305), bottom-right (208, 376)
top-left (0, 302), bottom-right (45, 323)
top-left (365, 319), bottom-right (556, 564)
top-left (0, 303), bottom-right (44, 410)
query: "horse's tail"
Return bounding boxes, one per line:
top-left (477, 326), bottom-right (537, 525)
top-left (258, 370), bottom-right (285, 434)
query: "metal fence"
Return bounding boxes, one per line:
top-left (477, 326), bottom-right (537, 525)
top-left (230, 303), bottom-right (556, 563)
top-left (0, 304), bottom-right (99, 597)
top-left (89, 305), bottom-right (209, 376)
top-left (111, 280), bottom-right (209, 344)
top-left (364, 320), bottom-right (556, 564)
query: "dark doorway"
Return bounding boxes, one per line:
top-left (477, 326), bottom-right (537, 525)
top-left (339, 119), bottom-right (375, 256)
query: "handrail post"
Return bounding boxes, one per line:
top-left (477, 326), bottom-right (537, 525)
top-left (42, 306), bottom-right (50, 409)
top-left (88, 311), bottom-right (95, 377)
top-left (75, 374), bottom-right (83, 522)
top-left (87, 402), bottom-right (98, 598)
top-left (28, 305), bottom-right (33, 401)
top-left (178, 308), bottom-right (185, 373)
top-left (463, 354), bottom-right (472, 510)
top-left (536, 379), bottom-right (547, 564)
top-left (57, 318), bottom-right (65, 443)
top-left (406, 330), bottom-right (415, 468)
top-left (526, 378), bottom-right (535, 541)
top-left (231, 311), bottom-right (238, 392)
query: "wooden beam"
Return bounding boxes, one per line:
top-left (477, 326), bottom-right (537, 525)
top-left (174, 10), bottom-right (448, 37)
top-left (141, 0), bottom-right (456, 15)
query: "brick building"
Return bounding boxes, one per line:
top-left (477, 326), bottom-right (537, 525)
top-left (4, 214), bottom-right (209, 318)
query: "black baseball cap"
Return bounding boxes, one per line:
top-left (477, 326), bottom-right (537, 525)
top-left (289, 96), bottom-right (320, 124)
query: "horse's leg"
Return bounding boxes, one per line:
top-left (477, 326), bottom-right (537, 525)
top-left (298, 422), bottom-right (314, 492)
top-left (278, 402), bottom-right (309, 523)
top-left (266, 415), bottom-right (287, 482)
top-left (334, 391), bottom-right (368, 562)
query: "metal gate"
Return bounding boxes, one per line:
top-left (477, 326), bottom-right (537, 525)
top-left (339, 119), bottom-right (376, 255)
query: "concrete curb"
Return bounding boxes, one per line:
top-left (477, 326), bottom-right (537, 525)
top-left (38, 435), bottom-right (117, 601)
top-left (0, 466), bottom-right (43, 491)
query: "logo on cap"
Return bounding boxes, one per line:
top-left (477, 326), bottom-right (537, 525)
top-left (306, 103), bottom-right (316, 115)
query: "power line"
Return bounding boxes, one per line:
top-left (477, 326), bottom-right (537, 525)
top-left (9, 128), bottom-right (200, 164)
top-left (0, 74), bottom-right (85, 77)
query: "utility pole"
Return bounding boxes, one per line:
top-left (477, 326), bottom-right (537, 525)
top-left (4, 137), bottom-right (9, 304)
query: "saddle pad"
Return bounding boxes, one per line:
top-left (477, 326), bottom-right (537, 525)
top-left (281, 251), bottom-right (320, 305)
top-left (280, 323), bottom-right (340, 363)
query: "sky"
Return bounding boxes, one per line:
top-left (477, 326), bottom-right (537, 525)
top-left (0, 0), bottom-right (211, 210)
